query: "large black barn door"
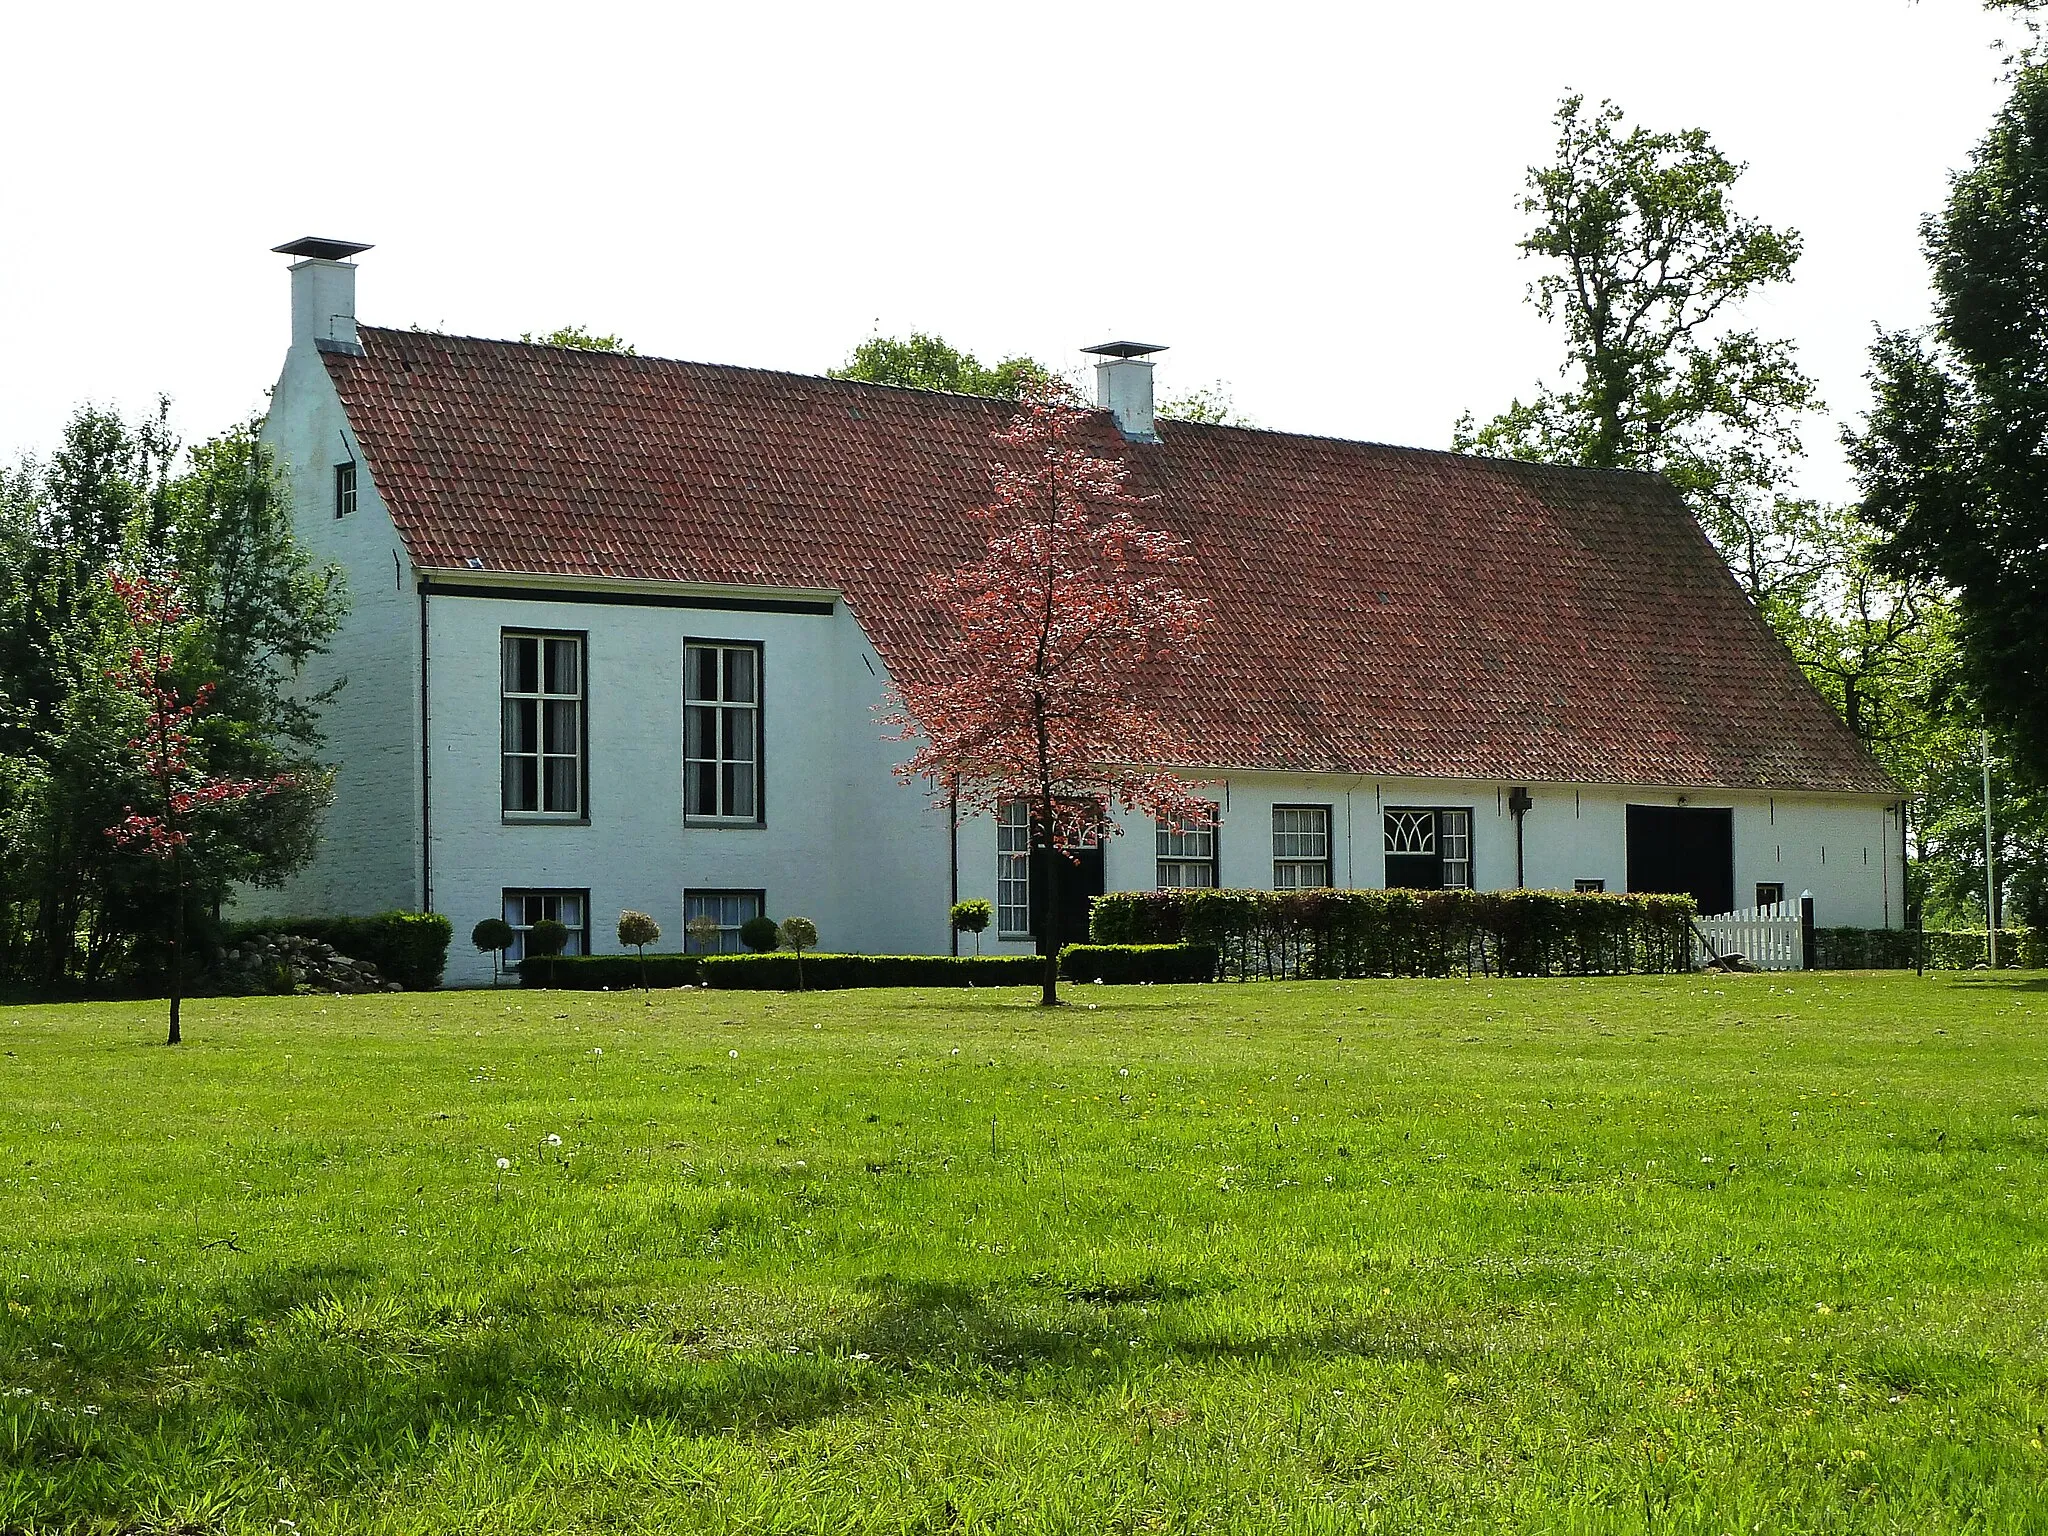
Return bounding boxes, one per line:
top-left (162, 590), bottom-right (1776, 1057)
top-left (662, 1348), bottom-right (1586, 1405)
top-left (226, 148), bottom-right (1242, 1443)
top-left (1626, 806), bottom-right (1735, 916)
top-left (1032, 843), bottom-right (1105, 955)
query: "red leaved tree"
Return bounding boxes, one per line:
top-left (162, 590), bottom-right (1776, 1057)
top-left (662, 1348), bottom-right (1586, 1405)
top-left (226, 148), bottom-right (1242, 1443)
top-left (888, 389), bottom-right (1212, 1005)
top-left (106, 571), bottom-right (293, 1045)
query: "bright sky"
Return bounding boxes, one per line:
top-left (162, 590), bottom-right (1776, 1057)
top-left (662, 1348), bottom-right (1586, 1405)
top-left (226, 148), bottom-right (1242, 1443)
top-left (0, 1), bottom-right (2018, 504)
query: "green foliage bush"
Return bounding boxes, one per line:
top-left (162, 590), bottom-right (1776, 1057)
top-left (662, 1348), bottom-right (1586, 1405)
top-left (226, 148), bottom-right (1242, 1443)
top-left (699, 953), bottom-right (1042, 991)
top-left (517, 953), bottom-right (702, 989)
top-left (227, 911), bottom-right (453, 990)
top-left (1059, 944), bottom-right (1219, 984)
top-left (1090, 889), bottom-right (1696, 979)
top-left (738, 916), bottom-right (782, 953)
top-left (1813, 926), bottom-right (2043, 970)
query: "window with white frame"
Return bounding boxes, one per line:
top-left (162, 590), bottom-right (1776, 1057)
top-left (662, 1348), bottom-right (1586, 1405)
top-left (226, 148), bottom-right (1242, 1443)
top-left (502, 633), bottom-right (584, 816)
top-left (1157, 813), bottom-right (1219, 888)
top-left (1575, 878), bottom-right (1606, 894)
top-left (997, 799), bottom-right (1032, 936)
top-left (334, 461), bottom-right (357, 519)
top-left (501, 888), bottom-right (588, 963)
top-left (1755, 881), bottom-right (1785, 910)
top-left (1384, 807), bottom-right (1473, 890)
top-left (683, 889), bottom-right (765, 954)
top-left (1272, 806), bottom-right (1332, 889)
top-left (685, 642), bottom-right (761, 822)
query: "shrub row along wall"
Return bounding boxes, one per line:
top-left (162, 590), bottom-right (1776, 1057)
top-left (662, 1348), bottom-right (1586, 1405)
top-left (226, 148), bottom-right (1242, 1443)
top-left (1812, 927), bottom-right (2045, 971)
top-left (1091, 889), bottom-right (1697, 979)
top-left (520, 948), bottom-right (1219, 990)
top-left (226, 912), bottom-right (453, 991)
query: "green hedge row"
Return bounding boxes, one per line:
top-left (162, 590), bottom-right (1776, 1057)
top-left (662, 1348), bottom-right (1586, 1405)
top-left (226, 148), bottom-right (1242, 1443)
top-left (1059, 944), bottom-right (1219, 984)
top-left (1090, 888), bottom-right (1697, 979)
top-left (517, 953), bottom-right (703, 989)
top-left (226, 911), bottom-right (453, 990)
top-left (698, 953), bottom-right (1044, 990)
top-left (1812, 926), bottom-right (2044, 970)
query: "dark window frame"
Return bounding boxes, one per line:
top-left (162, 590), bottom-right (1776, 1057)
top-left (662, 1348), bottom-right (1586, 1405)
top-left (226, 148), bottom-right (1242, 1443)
top-left (683, 887), bottom-right (768, 954)
top-left (1755, 881), bottom-right (1786, 910)
top-left (1272, 803), bottom-right (1334, 890)
top-left (500, 628), bottom-right (590, 823)
top-left (334, 460), bottom-right (357, 519)
top-left (1383, 806), bottom-right (1475, 891)
top-left (1574, 878), bottom-right (1607, 894)
top-left (501, 887), bottom-right (591, 963)
top-left (684, 638), bottom-right (766, 827)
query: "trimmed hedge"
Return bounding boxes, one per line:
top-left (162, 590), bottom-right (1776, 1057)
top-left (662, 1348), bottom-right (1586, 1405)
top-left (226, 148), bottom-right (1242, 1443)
top-left (1059, 943), bottom-right (1219, 984)
top-left (698, 953), bottom-right (1043, 990)
top-left (1090, 888), bottom-right (1696, 979)
top-left (1813, 926), bottom-right (2044, 971)
top-left (226, 911), bottom-right (453, 991)
top-left (517, 953), bottom-right (702, 989)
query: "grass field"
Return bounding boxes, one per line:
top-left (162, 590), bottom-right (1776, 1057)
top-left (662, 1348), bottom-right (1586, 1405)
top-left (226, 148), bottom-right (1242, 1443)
top-left (3, 973), bottom-right (2046, 1534)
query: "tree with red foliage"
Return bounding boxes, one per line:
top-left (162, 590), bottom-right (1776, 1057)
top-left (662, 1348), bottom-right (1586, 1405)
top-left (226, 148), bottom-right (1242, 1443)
top-left (888, 390), bottom-right (1212, 1005)
top-left (106, 571), bottom-right (293, 1044)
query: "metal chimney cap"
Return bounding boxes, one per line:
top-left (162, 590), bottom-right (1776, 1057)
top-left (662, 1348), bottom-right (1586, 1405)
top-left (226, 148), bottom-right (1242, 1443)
top-left (272, 236), bottom-right (374, 261)
top-left (1081, 340), bottom-right (1167, 359)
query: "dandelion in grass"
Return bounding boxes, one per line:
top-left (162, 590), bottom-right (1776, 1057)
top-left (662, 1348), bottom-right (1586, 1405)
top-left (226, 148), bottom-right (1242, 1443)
top-left (730, 1049), bottom-right (739, 1059)
top-left (494, 1156), bottom-right (511, 1196)
top-left (547, 1133), bottom-right (562, 1146)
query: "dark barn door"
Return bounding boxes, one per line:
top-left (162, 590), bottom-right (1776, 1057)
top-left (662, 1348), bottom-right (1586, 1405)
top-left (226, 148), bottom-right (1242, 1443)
top-left (1626, 806), bottom-right (1735, 916)
top-left (1032, 843), bottom-right (1105, 955)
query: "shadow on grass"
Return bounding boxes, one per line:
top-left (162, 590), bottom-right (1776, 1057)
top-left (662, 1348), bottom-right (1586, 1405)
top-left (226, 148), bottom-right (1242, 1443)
top-left (1943, 974), bottom-right (2048, 991)
top-left (8, 1265), bottom-right (1468, 1499)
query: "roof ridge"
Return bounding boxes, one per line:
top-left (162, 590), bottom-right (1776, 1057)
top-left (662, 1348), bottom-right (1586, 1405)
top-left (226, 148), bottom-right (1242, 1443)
top-left (349, 325), bottom-right (1671, 485)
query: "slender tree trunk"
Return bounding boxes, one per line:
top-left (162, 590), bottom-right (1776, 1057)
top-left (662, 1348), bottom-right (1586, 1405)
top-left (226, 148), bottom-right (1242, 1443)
top-left (1037, 701), bottom-right (1060, 1006)
top-left (167, 857), bottom-right (184, 1046)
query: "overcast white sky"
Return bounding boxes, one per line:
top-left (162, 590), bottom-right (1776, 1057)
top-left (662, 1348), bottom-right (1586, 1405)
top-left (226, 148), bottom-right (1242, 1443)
top-left (0, 1), bottom-right (2019, 503)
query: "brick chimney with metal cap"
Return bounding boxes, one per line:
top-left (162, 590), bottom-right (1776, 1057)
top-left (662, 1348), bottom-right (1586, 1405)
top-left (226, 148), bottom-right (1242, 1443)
top-left (1082, 340), bottom-right (1166, 442)
top-left (273, 236), bottom-right (373, 356)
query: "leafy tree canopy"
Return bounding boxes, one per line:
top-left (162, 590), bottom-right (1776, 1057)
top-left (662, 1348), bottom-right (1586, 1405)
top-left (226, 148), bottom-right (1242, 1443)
top-left (1456, 95), bottom-right (1821, 604)
top-left (1847, 62), bottom-right (2048, 787)
top-left (521, 325), bottom-right (636, 354)
top-left (829, 332), bottom-right (1049, 399)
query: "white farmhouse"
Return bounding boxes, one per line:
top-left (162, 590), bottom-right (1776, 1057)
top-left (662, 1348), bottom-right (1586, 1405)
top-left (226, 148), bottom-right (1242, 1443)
top-left (251, 239), bottom-right (1904, 984)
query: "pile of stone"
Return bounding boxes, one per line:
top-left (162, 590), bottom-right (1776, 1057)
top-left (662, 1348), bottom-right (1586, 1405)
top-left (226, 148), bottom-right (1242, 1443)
top-left (216, 933), bottom-right (399, 995)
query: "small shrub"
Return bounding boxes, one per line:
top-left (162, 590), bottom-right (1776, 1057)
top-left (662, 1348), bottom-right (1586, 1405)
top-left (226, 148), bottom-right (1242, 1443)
top-left (699, 953), bottom-right (1042, 991)
top-left (739, 916), bottom-right (782, 953)
top-left (684, 914), bottom-right (722, 953)
top-left (526, 919), bottom-right (569, 987)
top-left (225, 912), bottom-right (454, 990)
top-left (471, 918), bottom-right (515, 986)
top-left (950, 899), bottom-right (993, 956)
top-left (617, 910), bottom-right (662, 993)
top-left (779, 917), bottom-right (818, 989)
top-left (1060, 943), bottom-right (1219, 984)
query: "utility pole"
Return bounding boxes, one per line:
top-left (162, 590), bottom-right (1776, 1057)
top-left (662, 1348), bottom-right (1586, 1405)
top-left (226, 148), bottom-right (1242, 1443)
top-left (1982, 730), bottom-right (1998, 967)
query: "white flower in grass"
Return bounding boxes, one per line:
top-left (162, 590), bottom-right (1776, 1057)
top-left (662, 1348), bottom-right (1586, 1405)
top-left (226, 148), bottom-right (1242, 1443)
top-left (546, 1134), bottom-right (562, 1147)
top-left (496, 1157), bottom-right (511, 1170)
top-left (730, 1049), bottom-right (739, 1059)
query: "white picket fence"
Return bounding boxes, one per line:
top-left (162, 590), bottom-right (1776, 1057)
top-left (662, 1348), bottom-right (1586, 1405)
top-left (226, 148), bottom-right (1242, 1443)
top-left (1695, 899), bottom-right (1804, 971)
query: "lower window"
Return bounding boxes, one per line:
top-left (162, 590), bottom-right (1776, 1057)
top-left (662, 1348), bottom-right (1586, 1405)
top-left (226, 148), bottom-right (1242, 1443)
top-left (1157, 814), bottom-right (1219, 889)
top-left (684, 889), bottom-right (765, 954)
top-left (997, 800), bottom-right (1033, 936)
top-left (1384, 807), bottom-right (1473, 890)
top-left (1755, 882), bottom-right (1785, 909)
top-left (1272, 805), bottom-right (1332, 889)
top-left (1575, 878), bottom-right (1606, 894)
top-left (502, 888), bottom-right (589, 963)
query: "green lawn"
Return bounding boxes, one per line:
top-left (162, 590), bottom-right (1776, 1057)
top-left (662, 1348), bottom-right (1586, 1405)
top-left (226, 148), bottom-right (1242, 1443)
top-left (4, 974), bottom-right (2046, 1534)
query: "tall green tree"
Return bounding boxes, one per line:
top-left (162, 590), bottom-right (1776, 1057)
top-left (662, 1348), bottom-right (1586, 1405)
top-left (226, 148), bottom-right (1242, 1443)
top-left (1457, 96), bottom-right (1822, 604)
top-left (1846, 63), bottom-right (2048, 792)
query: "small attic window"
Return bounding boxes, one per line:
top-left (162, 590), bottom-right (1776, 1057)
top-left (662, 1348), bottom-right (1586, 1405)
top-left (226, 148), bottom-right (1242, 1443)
top-left (334, 461), bottom-right (357, 519)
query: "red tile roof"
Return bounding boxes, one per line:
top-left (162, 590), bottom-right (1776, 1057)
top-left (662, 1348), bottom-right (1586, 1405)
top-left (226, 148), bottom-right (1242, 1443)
top-left (325, 328), bottom-right (1895, 795)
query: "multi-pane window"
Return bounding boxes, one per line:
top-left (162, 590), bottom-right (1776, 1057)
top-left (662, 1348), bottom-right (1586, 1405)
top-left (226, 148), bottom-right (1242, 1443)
top-left (1384, 808), bottom-right (1473, 890)
top-left (683, 889), bottom-right (765, 954)
top-left (502, 633), bottom-right (583, 816)
top-left (997, 799), bottom-right (1033, 936)
top-left (1755, 882), bottom-right (1785, 910)
top-left (501, 888), bottom-right (588, 963)
top-left (1272, 806), bottom-right (1332, 889)
top-left (685, 642), bottom-right (761, 822)
top-left (1575, 878), bottom-right (1607, 894)
top-left (334, 461), bottom-right (357, 518)
top-left (1157, 814), bottom-right (1219, 889)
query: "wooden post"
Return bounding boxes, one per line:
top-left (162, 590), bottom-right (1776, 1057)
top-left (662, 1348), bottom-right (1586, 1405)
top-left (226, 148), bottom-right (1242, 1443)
top-left (1799, 892), bottom-right (1816, 972)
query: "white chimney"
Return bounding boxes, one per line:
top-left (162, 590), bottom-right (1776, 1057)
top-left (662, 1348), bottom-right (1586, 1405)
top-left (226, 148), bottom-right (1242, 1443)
top-left (273, 236), bottom-right (373, 355)
top-left (1082, 340), bottom-right (1167, 441)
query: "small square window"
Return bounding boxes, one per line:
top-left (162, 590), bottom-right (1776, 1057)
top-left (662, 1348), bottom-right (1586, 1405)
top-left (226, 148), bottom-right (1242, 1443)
top-left (684, 889), bottom-right (765, 954)
top-left (1755, 882), bottom-right (1786, 910)
top-left (334, 461), bottom-right (357, 518)
top-left (1575, 878), bottom-right (1606, 894)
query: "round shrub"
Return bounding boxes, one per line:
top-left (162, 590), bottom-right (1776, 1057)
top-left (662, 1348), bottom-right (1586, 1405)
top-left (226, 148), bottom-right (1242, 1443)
top-left (472, 917), bottom-right (515, 955)
top-left (617, 910), bottom-right (661, 949)
top-left (739, 916), bottom-right (781, 953)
